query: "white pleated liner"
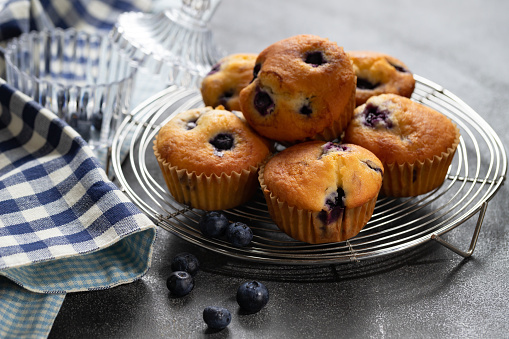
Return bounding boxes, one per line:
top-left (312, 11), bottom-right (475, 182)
top-left (381, 129), bottom-right (460, 197)
top-left (154, 144), bottom-right (261, 211)
top-left (259, 162), bottom-right (378, 244)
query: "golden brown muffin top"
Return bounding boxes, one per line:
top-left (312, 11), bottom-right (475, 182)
top-left (348, 51), bottom-right (415, 106)
top-left (239, 34), bottom-right (356, 142)
top-left (155, 107), bottom-right (271, 176)
top-left (200, 53), bottom-right (257, 111)
top-left (262, 141), bottom-right (383, 211)
top-left (343, 94), bottom-right (460, 164)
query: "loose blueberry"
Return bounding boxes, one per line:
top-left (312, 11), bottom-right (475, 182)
top-left (171, 252), bottom-right (200, 277)
top-left (199, 211), bottom-right (230, 238)
top-left (356, 77), bottom-right (380, 90)
top-left (203, 306), bottom-right (231, 330)
top-left (318, 187), bottom-right (345, 225)
top-left (207, 62), bottom-right (221, 76)
top-left (166, 271), bottom-right (194, 297)
top-left (226, 222), bottom-right (253, 247)
top-left (236, 281), bottom-right (269, 313)
top-left (209, 133), bottom-right (234, 151)
top-left (304, 51), bottom-right (326, 67)
top-left (254, 88), bottom-right (275, 116)
top-left (362, 103), bottom-right (393, 128)
top-left (252, 63), bottom-right (261, 82)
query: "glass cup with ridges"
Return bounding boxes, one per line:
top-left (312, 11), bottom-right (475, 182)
top-left (5, 28), bottom-right (137, 169)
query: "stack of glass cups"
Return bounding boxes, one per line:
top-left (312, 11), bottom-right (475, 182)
top-left (4, 28), bottom-right (137, 172)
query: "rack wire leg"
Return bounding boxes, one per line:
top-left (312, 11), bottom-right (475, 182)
top-left (431, 202), bottom-right (488, 258)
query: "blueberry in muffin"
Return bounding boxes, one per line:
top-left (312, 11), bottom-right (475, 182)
top-left (347, 51), bottom-right (415, 106)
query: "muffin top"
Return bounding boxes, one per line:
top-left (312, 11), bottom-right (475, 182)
top-left (155, 107), bottom-right (271, 176)
top-left (348, 51), bottom-right (415, 106)
top-left (239, 34), bottom-right (356, 142)
top-left (200, 53), bottom-right (257, 111)
top-left (343, 94), bottom-right (460, 164)
top-left (262, 141), bottom-right (383, 214)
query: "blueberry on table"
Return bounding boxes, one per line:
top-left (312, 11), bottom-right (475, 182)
top-left (199, 211), bottom-right (230, 238)
top-left (203, 306), bottom-right (231, 330)
top-left (226, 222), bottom-right (253, 247)
top-left (236, 281), bottom-right (269, 313)
top-left (166, 271), bottom-right (194, 297)
top-left (171, 252), bottom-right (200, 277)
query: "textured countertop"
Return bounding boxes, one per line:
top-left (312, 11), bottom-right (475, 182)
top-left (49, 0), bottom-right (509, 337)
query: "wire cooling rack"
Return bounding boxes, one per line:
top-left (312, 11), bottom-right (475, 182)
top-left (111, 75), bottom-right (507, 265)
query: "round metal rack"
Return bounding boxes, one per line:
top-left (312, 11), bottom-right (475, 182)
top-left (111, 75), bottom-right (507, 265)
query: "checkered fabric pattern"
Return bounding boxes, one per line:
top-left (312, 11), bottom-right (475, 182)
top-left (0, 277), bottom-right (65, 338)
top-left (0, 78), bottom-right (157, 337)
top-left (0, 0), bottom-right (152, 41)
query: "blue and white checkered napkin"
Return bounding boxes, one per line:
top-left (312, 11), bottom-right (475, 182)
top-left (0, 0), bottom-right (152, 41)
top-left (0, 78), bottom-right (157, 337)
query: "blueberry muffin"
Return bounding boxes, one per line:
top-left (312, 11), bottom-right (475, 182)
top-left (259, 141), bottom-right (383, 244)
top-left (154, 106), bottom-right (271, 210)
top-left (343, 94), bottom-right (460, 197)
top-left (348, 51), bottom-right (415, 106)
top-left (200, 54), bottom-right (258, 111)
top-left (239, 35), bottom-right (356, 144)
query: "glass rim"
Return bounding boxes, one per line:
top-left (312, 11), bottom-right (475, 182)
top-left (4, 27), bottom-right (139, 90)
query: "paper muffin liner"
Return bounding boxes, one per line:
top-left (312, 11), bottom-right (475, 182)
top-left (258, 161), bottom-right (377, 244)
top-left (154, 143), bottom-right (262, 211)
top-left (381, 130), bottom-right (461, 197)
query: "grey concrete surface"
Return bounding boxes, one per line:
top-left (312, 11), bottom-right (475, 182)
top-left (49, 0), bottom-right (509, 338)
